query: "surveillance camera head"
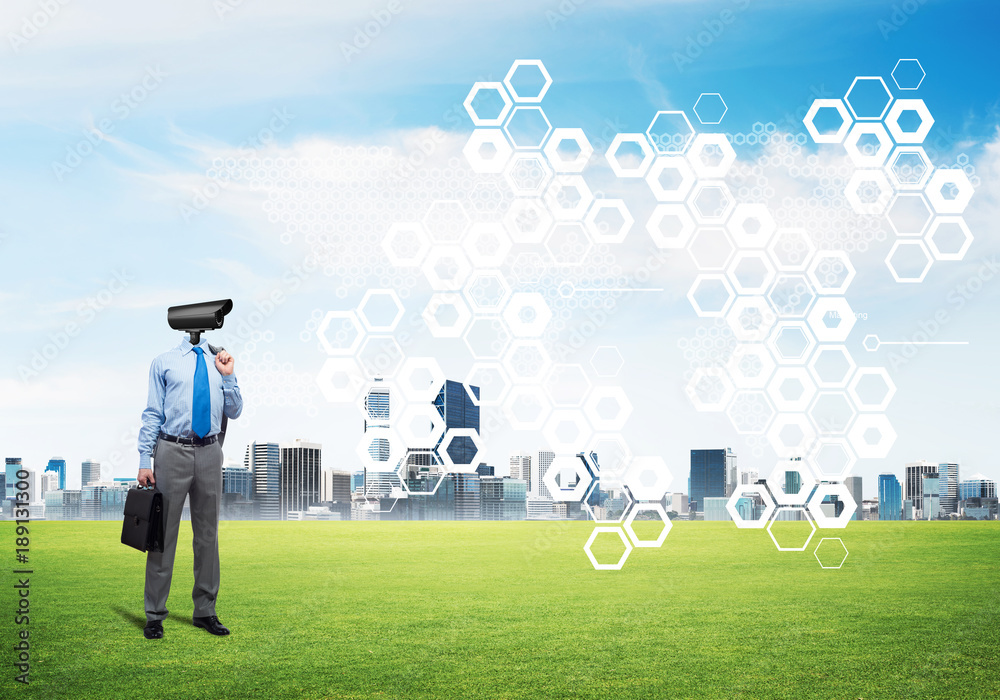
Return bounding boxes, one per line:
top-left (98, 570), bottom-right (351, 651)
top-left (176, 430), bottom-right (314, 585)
top-left (167, 299), bottom-right (233, 345)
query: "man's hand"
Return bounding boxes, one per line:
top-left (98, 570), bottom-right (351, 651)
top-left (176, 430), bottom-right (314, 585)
top-left (138, 469), bottom-right (155, 487)
top-left (215, 350), bottom-right (234, 376)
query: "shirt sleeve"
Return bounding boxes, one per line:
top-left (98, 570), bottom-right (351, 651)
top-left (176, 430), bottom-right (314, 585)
top-left (138, 357), bottom-right (166, 471)
top-left (222, 374), bottom-right (243, 420)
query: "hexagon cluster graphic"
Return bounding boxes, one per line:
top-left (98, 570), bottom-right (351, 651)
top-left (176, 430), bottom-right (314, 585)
top-left (207, 58), bottom-right (974, 570)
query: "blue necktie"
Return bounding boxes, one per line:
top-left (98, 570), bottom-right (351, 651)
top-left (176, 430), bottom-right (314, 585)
top-left (191, 346), bottom-right (211, 438)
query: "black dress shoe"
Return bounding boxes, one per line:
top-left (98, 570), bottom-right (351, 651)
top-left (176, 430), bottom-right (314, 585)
top-left (192, 615), bottom-right (230, 636)
top-left (143, 620), bottom-right (164, 640)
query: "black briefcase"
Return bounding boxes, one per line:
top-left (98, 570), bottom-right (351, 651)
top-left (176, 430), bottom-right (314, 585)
top-left (121, 487), bottom-right (164, 553)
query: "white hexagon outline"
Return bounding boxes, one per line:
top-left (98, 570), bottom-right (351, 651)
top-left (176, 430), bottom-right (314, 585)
top-left (583, 386), bottom-right (633, 432)
top-left (925, 216), bottom-right (973, 261)
top-left (501, 338), bottom-right (553, 383)
top-left (693, 92), bottom-right (728, 125)
top-left (542, 363), bottom-right (592, 408)
top-left (767, 228), bottom-right (817, 272)
top-left (766, 413), bottom-right (818, 459)
top-left (807, 250), bottom-right (856, 295)
top-left (590, 346), bottom-right (625, 378)
top-left (766, 366), bottom-right (817, 413)
top-left (844, 122), bottom-right (893, 168)
top-left (622, 455), bottom-right (673, 502)
top-left (465, 361), bottom-right (512, 407)
top-left (687, 133), bottom-right (736, 178)
top-left (726, 202), bottom-right (778, 250)
top-left (397, 356), bottom-right (446, 404)
top-left (645, 155), bottom-right (696, 202)
top-left (503, 197), bottom-right (554, 244)
top-left (766, 320), bottom-right (817, 365)
top-left (844, 169), bottom-right (893, 217)
top-left (462, 128), bottom-right (514, 174)
top-left (847, 413), bottom-right (897, 459)
top-left (885, 240), bottom-right (933, 283)
top-left (885, 192), bottom-right (934, 237)
top-left (844, 76), bottom-right (893, 121)
top-left (463, 222), bottom-right (513, 268)
top-left (543, 453), bottom-right (594, 502)
top-left (806, 297), bottom-right (857, 343)
top-left (687, 274), bottom-right (736, 318)
top-left (585, 199), bottom-right (634, 244)
top-left (584, 526), bottom-right (632, 571)
top-left (814, 537), bottom-right (849, 569)
top-left (544, 174), bottom-right (594, 220)
top-left (543, 127), bottom-right (594, 173)
top-left (726, 484), bottom-right (777, 529)
top-left (925, 168), bottom-right (974, 215)
top-left (606, 133), bottom-right (655, 177)
top-left (684, 366), bottom-right (735, 412)
top-left (582, 476), bottom-right (635, 525)
top-left (462, 316), bottom-right (512, 361)
top-left (767, 507), bottom-right (817, 552)
top-left (803, 99), bottom-right (852, 144)
top-left (806, 437), bottom-right (858, 482)
top-left (357, 289), bottom-right (405, 333)
top-left (396, 402), bottom-right (447, 450)
top-left (542, 409), bottom-right (593, 455)
top-left (354, 428), bottom-right (406, 473)
top-left (316, 357), bottom-right (366, 403)
top-left (421, 245), bottom-right (473, 291)
top-left (502, 152), bottom-right (553, 198)
top-left (463, 82), bottom-right (513, 127)
top-left (886, 146), bottom-right (933, 191)
top-left (726, 250), bottom-right (777, 295)
top-left (807, 390), bottom-right (858, 437)
top-left (623, 502), bottom-right (672, 548)
top-left (502, 292), bottom-right (553, 337)
top-left (687, 227), bottom-right (736, 271)
top-left (382, 222), bottom-right (431, 268)
top-left (503, 59), bottom-right (552, 103)
top-left (688, 181), bottom-right (735, 224)
top-left (438, 427), bottom-right (485, 474)
top-left (545, 222), bottom-right (593, 266)
top-left (885, 98), bottom-right (935, 144)
top-left (645, 110), bottom-right (695, 154)
top-left (726, 343), bottom-right (777, 390)
top-left (422, 292), bottom-right (473, 339)
top-left (501, 383), bottom-right (552, 430)
top-left (725, 296), bottom-right (778, 343)
top-left (646, 203), bottom-right (696, 249)
top-left (463, 269), bottom-right (513, 315)
top-left (317, 310), bottom-right (365, 356)
top-left (356, 335), bottom-right (406, 379)
top-left (807, 345), bottom-right (857, 389)
top-left (503, 105), bottom-right (553, 150)
top-left (766, 459), bottom-right (818, 506)
top-left (891, 59), bottom-right (926, 90)
top-left (807, 483), bottom-right (857, 529)
top-left (847, 367), bottom-right (897, 412)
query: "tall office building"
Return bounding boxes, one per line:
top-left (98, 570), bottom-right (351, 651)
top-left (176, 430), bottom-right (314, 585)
top-left (454, 472), bottom-right (481, 520)
top-left (41, 471), bottom-right (60, 495)
top-left (223, 465), bottom-right (253, 501)
top-left (937, 462), bottom-right (959, 515)
top-left (280, 439), bottom-right (322, 519)
top-left (510, 454), bottom-right (532, 492)
top-left (5, 457), bottom-right (23, 500)
top-left (726, 452), bottom-right (738, 497)
top-left (321, 469), bottom-right (352, 503)
top-left (959, 474), bottom-right (997, 500)
top-left (904, 461), bottom-right (938, 511)
top-left (537, 451), bottom-right (554, 499)
top-left (844, 475), bottom-right (863, 521)
top-left (81, 459), bottom-right (102, 486)
top-left (690, 448), bottom-right (735, 512)
top-left (921, 474), bottom-right (940, 519)
top-left (740, 470), bottom-right (760, 486)
top-left (434, 380), bottom-right (481, 466)
top-left (46, 458), bottom-right (67, 490)
top-left (878, 473), bottom-right (902, 521)
top-left (245, 442), bottom-right (281, 520)
top-left (364, 379), bottom-right (392, 463)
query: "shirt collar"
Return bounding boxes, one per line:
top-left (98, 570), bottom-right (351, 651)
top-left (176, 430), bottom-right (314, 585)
top-left (175, 337), bottom-right (210, 356)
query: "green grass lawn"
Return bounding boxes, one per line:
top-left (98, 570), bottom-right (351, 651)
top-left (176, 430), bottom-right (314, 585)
top-left (2, 519), bottom-right (998, 699)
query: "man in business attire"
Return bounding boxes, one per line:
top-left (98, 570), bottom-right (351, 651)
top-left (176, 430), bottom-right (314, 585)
top-left (136, 336), bottom-right (243, 640)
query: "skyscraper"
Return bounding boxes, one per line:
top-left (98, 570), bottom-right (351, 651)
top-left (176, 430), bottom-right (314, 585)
top-left (690, 448), bottom-right (734, 512)
top-left (364, 379), bottom-right (392, 462)
top-left (3, 457), bottom-right (22, 501)
top-left (510, 453), bottom-right (532, 492)
top-left (959, 474), bottom-right (997, 500)
top-left (81, 459), bottom-right (102, 486)
top-left (454, 473), bottom-right (481, 520)
top-left (223, 465), bottom-right (253, 501)
top-left (844, 475), bottom-right (862, 521)
top-left (904, 461), bottom-right (938, 509)
top-left (46, 458), bottom-right (67, 490)
top-left (434, 380), bottom-right (481, 466)
top-left (937, 462), bottom-right (959, 515)
top-left (245, 442), bottom-right (281, 520)
top-left (280, 439), bottom-right (322, 519)
top-left (878, 473), bottom-right (902, 520)
top-left (537, 451), bottom-right (554, 499)
top-left (921, 474), bottom-right (940, 519)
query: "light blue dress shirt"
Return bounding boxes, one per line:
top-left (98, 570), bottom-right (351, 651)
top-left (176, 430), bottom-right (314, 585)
top-left (138, 338), bottom-right (243, 470)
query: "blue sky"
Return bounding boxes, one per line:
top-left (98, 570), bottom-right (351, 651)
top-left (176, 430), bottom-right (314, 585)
top-left (1, 0), bottom-right (999, 497)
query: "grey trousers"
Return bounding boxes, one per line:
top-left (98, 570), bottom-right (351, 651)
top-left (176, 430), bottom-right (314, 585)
top-left (144, 437), bottom-right (224, 622)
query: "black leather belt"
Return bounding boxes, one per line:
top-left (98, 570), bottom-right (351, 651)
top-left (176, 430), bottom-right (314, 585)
top-left (158, 431), bottom-right (217, 446)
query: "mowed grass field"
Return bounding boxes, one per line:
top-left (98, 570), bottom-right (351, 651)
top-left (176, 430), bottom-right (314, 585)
top-left (2, 519), bottom-right (998, 700)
